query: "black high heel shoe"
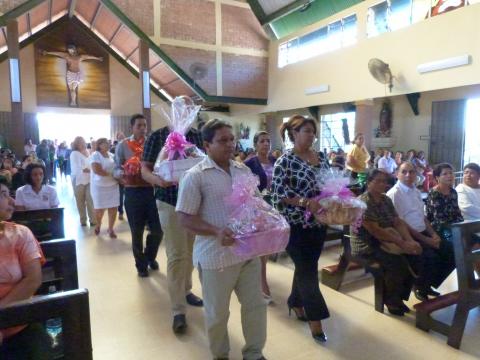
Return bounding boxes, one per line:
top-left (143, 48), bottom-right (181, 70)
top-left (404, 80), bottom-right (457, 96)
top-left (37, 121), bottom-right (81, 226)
top-left (311, 332), bottom-right (327, 343)
top-left (288, 306), bottom-right (308, 322)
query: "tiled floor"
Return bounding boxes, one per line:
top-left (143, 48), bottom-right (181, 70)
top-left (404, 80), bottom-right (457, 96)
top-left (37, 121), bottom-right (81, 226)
top-left (55, 177), bottom-right (479, 360)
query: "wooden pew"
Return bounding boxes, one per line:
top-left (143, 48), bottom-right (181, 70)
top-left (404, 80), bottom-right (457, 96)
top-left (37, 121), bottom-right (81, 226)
top-left (321, 226), bottom-right (385, 313)
top-left (414, 220), bottom-right (480, 349)
top-left (12, 208), bottom-right (65, 241)
top-left (38, 239), bottom-right (79, 295)
top-left (0, 289), bottom-right (93, 360)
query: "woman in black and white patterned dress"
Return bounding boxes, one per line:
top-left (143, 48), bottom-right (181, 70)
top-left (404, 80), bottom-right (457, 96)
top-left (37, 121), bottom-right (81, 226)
top-left (271, 115), bottom-right (330, 343)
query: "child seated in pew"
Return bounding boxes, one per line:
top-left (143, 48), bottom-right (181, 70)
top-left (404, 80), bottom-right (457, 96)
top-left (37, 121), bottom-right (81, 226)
top-left (0, 177), bottom-right (52, 359)
top-left (15, 163), bottom-right (59, 211)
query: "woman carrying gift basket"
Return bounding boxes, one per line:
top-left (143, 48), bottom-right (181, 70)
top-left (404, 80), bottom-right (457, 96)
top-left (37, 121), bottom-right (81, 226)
top-left (271, 115), bottom-right (330, 343)
top-left (245, 131), bottom-right (276, 302)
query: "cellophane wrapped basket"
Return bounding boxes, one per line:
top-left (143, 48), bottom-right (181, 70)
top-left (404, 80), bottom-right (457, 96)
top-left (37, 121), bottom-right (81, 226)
top-left (153, 96), bottom-right (205, 182)
top-left (309, 169), bottom-right (366, 230)
top-left (226, 173), bottom-right (290, 261)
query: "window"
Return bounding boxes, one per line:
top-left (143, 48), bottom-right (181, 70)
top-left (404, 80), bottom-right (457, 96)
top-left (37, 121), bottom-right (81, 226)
top-left (367, 1), bottom-right (389, 37)
top-left (390, 0), bottom-right (413, 31)
top-left (278, 14), bottom-right (357, 68)
top-left (282, 117), bottom-right (294, 150)
top-left (319, 112), bottom-right (355, 153)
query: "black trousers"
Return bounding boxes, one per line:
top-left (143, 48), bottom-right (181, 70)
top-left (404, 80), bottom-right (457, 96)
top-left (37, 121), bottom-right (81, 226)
top-left (362, 248), bottom-right (416, 306)
top-left (416, 231), bottom-right (456, 290)
top-left (0, 323), bottom-right (53, 360)
top-left (286, 225), bottom-right (330, 321)
top-left (118, 184), bottom-right (125, 215)
top-left (124, 187), bottom-right (163, 271)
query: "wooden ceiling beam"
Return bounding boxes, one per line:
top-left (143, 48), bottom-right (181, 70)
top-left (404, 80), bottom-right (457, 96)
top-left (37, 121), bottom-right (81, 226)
top-left (90, 2), bottom-right (102, 29)
top-left (68, 0), bottom-right (77, 18)
top-left (108, 23), bottom-right (122, 45)
top-left (149, 59), bottom-right (162, 70)
top-left (26, 12), bottom-right (32, 36)
top-left (125, 45), bottom-right (138, 60)
top-left (47, 0), bottom-right (52, 24)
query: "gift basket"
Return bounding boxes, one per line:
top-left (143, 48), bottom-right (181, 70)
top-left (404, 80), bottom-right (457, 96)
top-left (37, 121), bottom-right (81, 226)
top-left (153, 96), bottom-right (205, 182)
top-left (307, 169), bottom-right (367, 231)
top-left (225, 173), bottom-right (290, 261)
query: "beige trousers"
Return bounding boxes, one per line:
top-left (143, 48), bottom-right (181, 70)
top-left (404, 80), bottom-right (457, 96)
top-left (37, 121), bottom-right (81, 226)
top-left (199, 259), bottom-right (267, 360)
top-left (157, 200), bottom-right (194, 315)
top-left (73, 183), bottom-right (95, 225)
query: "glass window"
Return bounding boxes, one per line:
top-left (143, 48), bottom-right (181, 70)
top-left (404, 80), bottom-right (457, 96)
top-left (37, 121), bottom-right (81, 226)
top-left (342, 14), bottom-right (358, 46)
top-left (298, 27), bottom-right (328, 60)
top-left (327, 20), bottom-right (342, 51)
top-left (319, 112), bottom-right (356, 153)
top-left (389, 0), bottom-right (412, 31)
top-left (367, 1), bottom-right (389, 37)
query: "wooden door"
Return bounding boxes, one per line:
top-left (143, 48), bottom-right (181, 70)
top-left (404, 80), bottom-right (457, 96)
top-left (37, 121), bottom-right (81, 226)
top-left (429, 99), bottom-right (466, 171)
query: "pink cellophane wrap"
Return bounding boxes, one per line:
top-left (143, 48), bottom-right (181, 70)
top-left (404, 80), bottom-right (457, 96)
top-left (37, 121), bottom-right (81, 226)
top-left (153, 96), bottom-right (205, 181)
top-left (225, 173), bottom-right (290, 261)
top-left (307, 169), bottom-right (366, 231)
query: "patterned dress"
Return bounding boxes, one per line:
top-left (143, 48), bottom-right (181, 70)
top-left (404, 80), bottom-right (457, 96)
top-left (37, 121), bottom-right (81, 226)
top-left (425, 187), bottom-right (464, 235)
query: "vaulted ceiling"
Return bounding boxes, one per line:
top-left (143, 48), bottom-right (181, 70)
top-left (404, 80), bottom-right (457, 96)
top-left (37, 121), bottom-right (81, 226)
top-left (0, 0), bottom-right (268, 105)
top-left (248, 0), bottom-right (363, 39)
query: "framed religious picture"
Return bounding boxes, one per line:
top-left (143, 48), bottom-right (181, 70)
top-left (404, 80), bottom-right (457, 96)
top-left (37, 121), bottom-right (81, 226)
top-left (34, 22), bottom-right (110, 109)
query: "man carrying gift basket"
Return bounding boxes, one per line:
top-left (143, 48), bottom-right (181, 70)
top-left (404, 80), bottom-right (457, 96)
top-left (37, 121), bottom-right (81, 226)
top-left (176, 119), bottom-right (270, 360)
top-left (114, 114), bottom-right (163, 278)
top-left (141, 97), bottom-right (204, 334)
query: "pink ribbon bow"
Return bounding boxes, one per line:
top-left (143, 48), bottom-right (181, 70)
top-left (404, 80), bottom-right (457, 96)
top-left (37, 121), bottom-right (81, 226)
top-left (164, 131), bottom-right (192, 160)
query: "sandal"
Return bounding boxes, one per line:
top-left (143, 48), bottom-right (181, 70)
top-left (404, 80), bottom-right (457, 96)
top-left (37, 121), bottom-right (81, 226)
top-left (94, 226), bottom-right (100, 235)
top-left (108, 230), bottom-right (117, 239)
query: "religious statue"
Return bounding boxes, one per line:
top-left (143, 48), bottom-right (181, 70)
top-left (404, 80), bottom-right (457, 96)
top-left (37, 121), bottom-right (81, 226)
top-left (378, 102), bottom-right (392, 137)
top-left (41, 44), bottom-right (103, 106)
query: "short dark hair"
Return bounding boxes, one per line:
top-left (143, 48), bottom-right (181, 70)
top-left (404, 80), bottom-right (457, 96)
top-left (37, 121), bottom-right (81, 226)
top-left (366, 169), bottom-right (387, 184)
top-left (24, 163), bottom-right (46, 186)
top-left (201, 119), bottom-right (232, 143)
top-left (463, 162), bottom-right (480, 174)
top-left (433, 163), bottom-right (453, 178)
top-left (130, 114), bottom-right (145, 127)
top-left (253, 131), bottom-right (269, 146)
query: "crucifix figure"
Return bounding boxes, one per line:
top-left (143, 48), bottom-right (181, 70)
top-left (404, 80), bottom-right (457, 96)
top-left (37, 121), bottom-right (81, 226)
top-left (42, 44), bottom-right (103, 106)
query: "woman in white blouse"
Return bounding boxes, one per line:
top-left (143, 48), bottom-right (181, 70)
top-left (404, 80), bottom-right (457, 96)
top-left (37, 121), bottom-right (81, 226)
top-left (90, 138), bottom-right (119, 238)
top-left (456, 162), bottom-right (480, 220)
top-left (70, 136), bottom-right (95, 227)
top-left (15, 163), bottom-right (59, 210)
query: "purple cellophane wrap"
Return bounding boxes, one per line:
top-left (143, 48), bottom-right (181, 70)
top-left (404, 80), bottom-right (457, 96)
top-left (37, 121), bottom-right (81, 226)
top-left (153, 96), bottom-right (205, 180)
top-left (225, 173), bottom-right (290, 261)
top-left (307, 169), bottom-right (366, 231)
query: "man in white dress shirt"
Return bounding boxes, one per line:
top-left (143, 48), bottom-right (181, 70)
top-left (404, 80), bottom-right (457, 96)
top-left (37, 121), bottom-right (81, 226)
top-left (378, 150), bottom-right (397, 175)
top-left (176, 119), bottom-right (267, 360)
top-left (387, 161), bottom-right (455, 300)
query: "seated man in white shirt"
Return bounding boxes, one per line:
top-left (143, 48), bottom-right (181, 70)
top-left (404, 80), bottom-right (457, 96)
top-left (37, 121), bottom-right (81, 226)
top-left (176, 119), bottom-right (267, 360)
top-left (456, 162), bottom-right (480, 274)
top-left (378, 150), bottom-right (397, 175)
top-left (386, 161), bottom-right (455, 301)
top-left (15, 163), bottom-right (59, 210)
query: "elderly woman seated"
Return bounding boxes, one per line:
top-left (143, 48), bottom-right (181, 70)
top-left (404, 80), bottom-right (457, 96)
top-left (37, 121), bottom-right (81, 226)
top-left (351, 169), bottom-right (422, 316)
top-left (0, 177), bottom-right (52, 359)
top-left (456, 162), bottom-right (480, 274)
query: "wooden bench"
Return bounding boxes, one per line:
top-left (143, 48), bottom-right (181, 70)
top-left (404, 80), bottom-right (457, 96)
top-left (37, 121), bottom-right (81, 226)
top-left (38, 239), bottom-right (79, 295)
top-left (414, 221), bottom-right (480, 349)
top-left (0, 289), bottom-right (93, 360)
top-left (12, 207), bottom-right (65, 241)
top-left (321, 226), bottom-right (385, 313)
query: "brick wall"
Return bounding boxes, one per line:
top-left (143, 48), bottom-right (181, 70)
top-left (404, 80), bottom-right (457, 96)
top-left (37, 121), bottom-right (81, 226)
top-left (160, 44), bottom-right (217, 95)
top-left (0, 0), bottom-right (27, 14)
top-left (222, 53), bottom-right (268, 99)
top-left (112, 0), bottom-right (154, 36)
top-left (221, 4), bottom-right (268, 50)
top-left (161, 0), bottom-right (216, 44)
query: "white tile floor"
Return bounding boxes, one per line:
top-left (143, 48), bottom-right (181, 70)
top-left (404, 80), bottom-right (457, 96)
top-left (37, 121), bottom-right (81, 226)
top-left (55, 176), bottom-right (479, 360)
